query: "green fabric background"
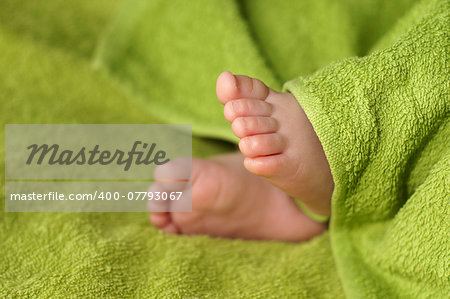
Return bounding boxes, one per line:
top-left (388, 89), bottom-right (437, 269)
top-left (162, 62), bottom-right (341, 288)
top-left (1, 0), bottom-right (448, 298)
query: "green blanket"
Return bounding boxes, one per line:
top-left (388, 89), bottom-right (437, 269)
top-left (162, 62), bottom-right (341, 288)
top-left (1, 0), bottom-right (448, 297)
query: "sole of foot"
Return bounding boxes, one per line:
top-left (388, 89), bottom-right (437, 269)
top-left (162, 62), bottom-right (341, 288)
top-left (216, 71), bottom-right (334, 217)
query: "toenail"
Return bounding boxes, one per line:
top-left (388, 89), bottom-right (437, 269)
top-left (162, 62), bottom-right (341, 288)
top-left (229, 73), bottom-right (237, 90)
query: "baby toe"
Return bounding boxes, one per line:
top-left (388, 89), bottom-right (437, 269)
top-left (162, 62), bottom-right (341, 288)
top-left (233, 74), bottom-right (270, 100)
top-left (239, 133), bottom-right (285, 157)
top-left (224, 99), bottom-right (272, 122)
top-left (216, 71), bottom-right (237, 104)
top-left (243, 155), bottom-right (287, 177)
top-left (161, 222), bottom-right (180, 234)
top-left (150, 212), bottom-right (171, 228)
top-left (232, 116), bottom-right (278, 138)
top-left (216, 71), bottom-right (270, 104)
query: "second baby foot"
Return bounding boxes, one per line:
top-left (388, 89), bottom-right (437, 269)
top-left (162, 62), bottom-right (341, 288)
top-left (150, 152), bottom-right (326, 241)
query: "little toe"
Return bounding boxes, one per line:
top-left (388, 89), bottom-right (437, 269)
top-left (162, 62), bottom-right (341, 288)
top-left (224, 99), bottom-right (272, 122)
top-left (239, 133), bottom-right (285, 157)
top-left (216, 71), bottom-right (270, 104)
top-left (161, 222), bottom-right (180, 234)
top-left (243, 155), bottom-right (287, 177)
top-left (232, 117), bottom-right (278, 138)
top-left (150, 212), bottom-right (171, 228)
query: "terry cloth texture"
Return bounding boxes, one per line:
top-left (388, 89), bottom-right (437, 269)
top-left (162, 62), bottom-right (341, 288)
top-left (0, 0), bottom-right (448, 298)
top-left (284, 0), bottom-right (449, 297)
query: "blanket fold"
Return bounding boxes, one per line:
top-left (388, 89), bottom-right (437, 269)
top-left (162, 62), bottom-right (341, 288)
top-left (285, 0), bottom-right (449, 297)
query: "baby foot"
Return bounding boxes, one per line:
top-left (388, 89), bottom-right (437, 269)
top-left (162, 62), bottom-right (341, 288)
top-left (150, 153), bottom-right (326, 241)
top-left (216, 71), bottom-right (334, 216)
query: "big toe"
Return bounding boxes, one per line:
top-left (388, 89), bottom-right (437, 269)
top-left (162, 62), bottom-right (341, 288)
top-left (216, 71), bottom-right (270, 104)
